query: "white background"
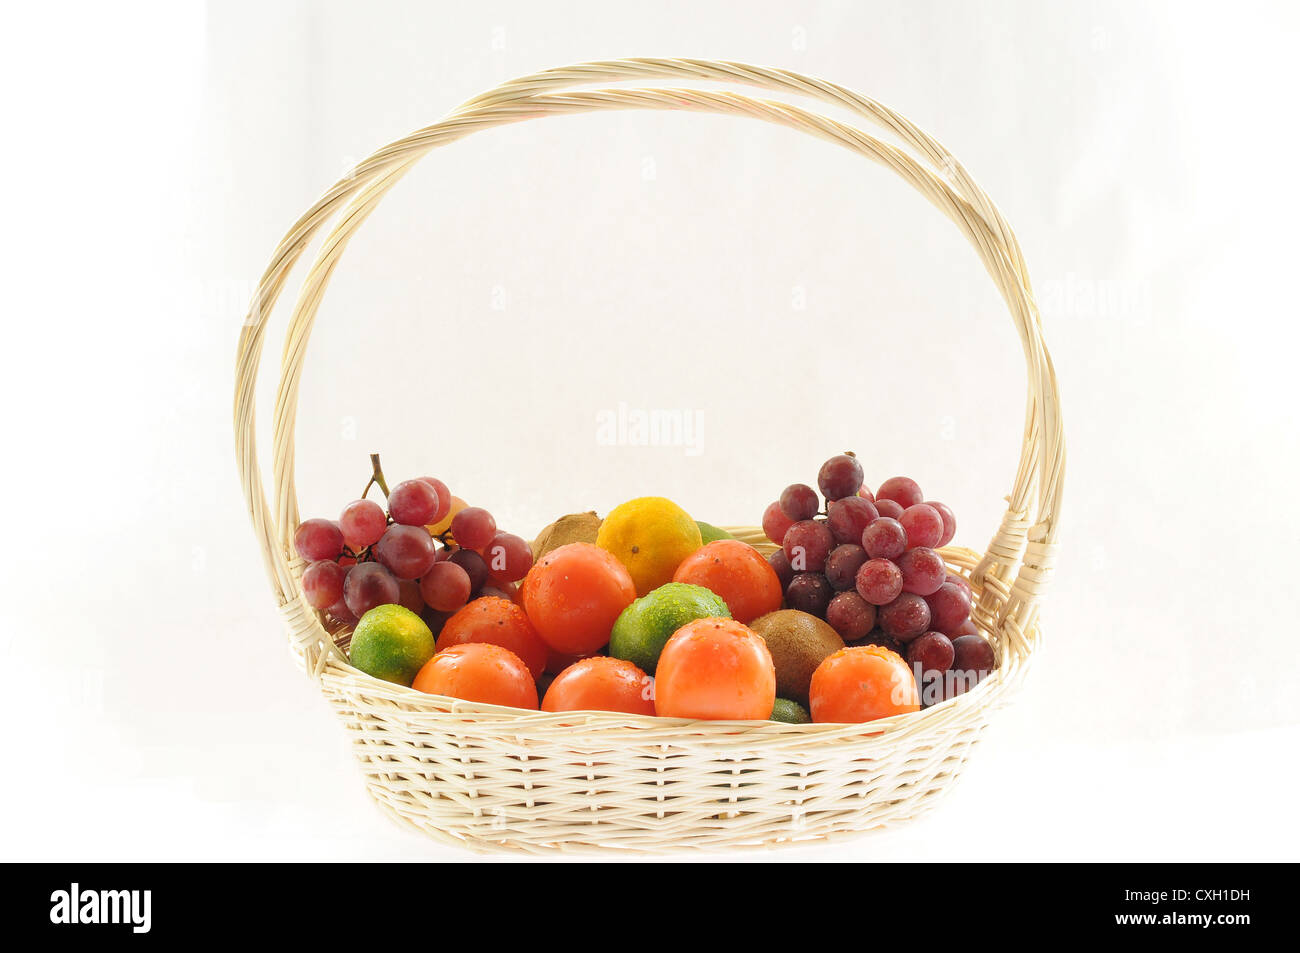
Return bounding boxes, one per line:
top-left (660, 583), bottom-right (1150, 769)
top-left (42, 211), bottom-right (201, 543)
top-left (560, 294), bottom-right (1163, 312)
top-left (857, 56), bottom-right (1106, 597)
top-left (2, 0), bottom-right (1297, 861)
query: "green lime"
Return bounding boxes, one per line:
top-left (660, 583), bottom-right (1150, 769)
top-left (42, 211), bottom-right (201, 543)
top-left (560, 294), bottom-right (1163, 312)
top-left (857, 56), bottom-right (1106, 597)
top-left (609, 582), bottom-right (731, 674)
top-left (770, 698), bottom-right (811, 724)
top-left (695, 521), bottom-right (734, 544)
top-left (348, 604), bottom-right (436, 686)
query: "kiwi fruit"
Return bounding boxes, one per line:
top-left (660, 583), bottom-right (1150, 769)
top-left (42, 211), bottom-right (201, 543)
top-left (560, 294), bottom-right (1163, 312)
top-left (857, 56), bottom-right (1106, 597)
top-left (750, 609), bottom-right (844, 706)
top-left (531, 511), bottom-right (603, 560)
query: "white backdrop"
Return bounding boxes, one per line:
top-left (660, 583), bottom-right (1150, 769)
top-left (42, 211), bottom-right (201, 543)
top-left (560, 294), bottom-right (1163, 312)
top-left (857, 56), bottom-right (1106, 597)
top-left (2, 0), bottom-right (1297, 861)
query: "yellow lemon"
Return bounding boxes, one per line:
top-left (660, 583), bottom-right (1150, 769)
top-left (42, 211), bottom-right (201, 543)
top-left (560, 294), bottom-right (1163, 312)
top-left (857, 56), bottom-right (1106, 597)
top-left (596, 497), bottom-right (703, 597)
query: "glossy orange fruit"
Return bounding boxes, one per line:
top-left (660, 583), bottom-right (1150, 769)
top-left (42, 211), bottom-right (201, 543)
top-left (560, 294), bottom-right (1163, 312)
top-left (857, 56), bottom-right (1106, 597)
top-left (808, 645), bottom-right (919, 723)
top-left (435, 596), bottom-right (548, 679)
top-left (412, 642), bottom-right (538, 710)
top-left (520, 543), bottom-right (636, 655)
top-left (671, 539), bottom-right (783, 624)
top-left (541, 657), bottom-right (656, 715)
top-left (653, 617), bottom-right (775, 720)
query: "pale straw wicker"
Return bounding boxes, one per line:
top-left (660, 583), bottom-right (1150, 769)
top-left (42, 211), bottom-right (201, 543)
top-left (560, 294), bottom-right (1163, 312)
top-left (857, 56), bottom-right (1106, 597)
top-left (234, 58), bottom-right (1063, 854)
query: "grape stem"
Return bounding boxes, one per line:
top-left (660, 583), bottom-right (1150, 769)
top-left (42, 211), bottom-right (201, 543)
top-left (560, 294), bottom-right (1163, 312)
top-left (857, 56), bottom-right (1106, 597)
top-left (362, 453), bottom-right (390, 500)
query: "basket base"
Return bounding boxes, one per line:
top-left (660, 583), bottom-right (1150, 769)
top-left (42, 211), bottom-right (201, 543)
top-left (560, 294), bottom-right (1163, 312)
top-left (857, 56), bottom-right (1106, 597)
top-left (351, 732), bottom-right (986, 855)
top-left (305, 546), bottom-right (1025, 854)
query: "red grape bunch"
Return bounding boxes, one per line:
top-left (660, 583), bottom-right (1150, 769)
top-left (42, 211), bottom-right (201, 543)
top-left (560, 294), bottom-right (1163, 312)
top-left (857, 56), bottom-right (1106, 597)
top-left (761, 454), bottom-right (995, 707)
top-left (292, 456), bottom-right (533, 637)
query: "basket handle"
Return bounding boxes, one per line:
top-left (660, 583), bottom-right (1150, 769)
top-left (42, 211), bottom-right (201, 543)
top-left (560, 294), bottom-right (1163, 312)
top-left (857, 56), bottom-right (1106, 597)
top-left (234, 59), bottom-right (1063, 677)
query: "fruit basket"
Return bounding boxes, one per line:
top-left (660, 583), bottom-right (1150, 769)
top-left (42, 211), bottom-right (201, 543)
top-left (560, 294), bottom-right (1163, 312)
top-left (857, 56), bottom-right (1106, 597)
top-left (234, 58), bottom-right (1062, 853)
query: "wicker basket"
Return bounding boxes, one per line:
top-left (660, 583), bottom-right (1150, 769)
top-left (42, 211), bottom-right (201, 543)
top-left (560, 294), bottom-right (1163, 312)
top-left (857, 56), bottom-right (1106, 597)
top-left (234, 58), bottom-right (1063, 854)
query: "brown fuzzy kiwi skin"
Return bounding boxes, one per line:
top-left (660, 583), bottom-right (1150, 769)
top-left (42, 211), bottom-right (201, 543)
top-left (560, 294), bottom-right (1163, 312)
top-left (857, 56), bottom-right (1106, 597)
top-left (749, 609), bottom-right (845, 706)
top-left (531, 512), bottom-right (603, 560)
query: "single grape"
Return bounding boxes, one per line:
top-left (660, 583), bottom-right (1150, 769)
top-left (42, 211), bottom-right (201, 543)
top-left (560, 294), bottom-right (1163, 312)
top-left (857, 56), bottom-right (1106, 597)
top-left (925, 581), bottom-right (972, 635)
top-left (857, 485), bottom-right (876, 503)
top-left (824, 544), bottom-right (869, 591)
top-left (419, 561), bottom-right (472, 613)
top-left (876, 476), bottom-right (924, 509)
top-left (782, 519), bottom-right (835, 573)
top-left (451, 506), bottom-right (496, 550)
top-left (946, 634), bottom-right (996, 697)
top-left (817, 453), bottom-right (864, 501)
top-left (855, 557), bottom-right (903, 606)
top-left (946, 572), bottom-right (973, 602)
top-left (954, 618), bottom-right (979, 638)
top-left (448, 548), bottom-right (489, 592)
top-left (779, 483), bottom-right (820, 521)
top-left (899, 503), bottom-right (944, 550)
top-left (397, 578), bottom-right (425, 614)
top-left (419, 476), bottom-right (452, 524)
top-left (762, 501), bottom-right (795, 545)
top-left (293, 518), bottom-right (344, 562)
top-left (874, 498), bottom-right (904, 520)
top-left (785, 572), bottom-right (833, 617)
top-left (484, 531), bottom-right (533, 582)
top-left (388, 479), bottom-right (440, 527)
top-left (952, 634), bottom-right (995, 676)
top-left (339, 499), bottom-right (387, 550)
top-left (907, 631), bottom-right (955, 677)
top-left (825, 591), bottom-right (876, 641)
top-left (827, 495), bottom-right (879, 545)
top-left (326, 598), bottom-right (357, 627)
top-left (897, 546), bottom-right (947, 596)
top-left (768, 548), bottom-right (795, 589)
top-left (861, 516), bottom-right (907, 560)
top-left (927, 500), bottom-right (956, 547)
top-left (343, 562), bottom-right (400, 618)
top-left (878, 592), bottom-right (932, 642)
top-left (420, 606), bottom-right (451, 639)
top-left (373, 524), bottom-right (438, 580)
top-left (301, 559), bottom-right (346, 609)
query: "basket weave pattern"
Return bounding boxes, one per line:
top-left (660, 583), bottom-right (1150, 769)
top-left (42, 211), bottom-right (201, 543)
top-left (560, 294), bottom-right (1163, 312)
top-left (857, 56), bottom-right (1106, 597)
top-left (235, 59), bottom-right (1063, 853)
